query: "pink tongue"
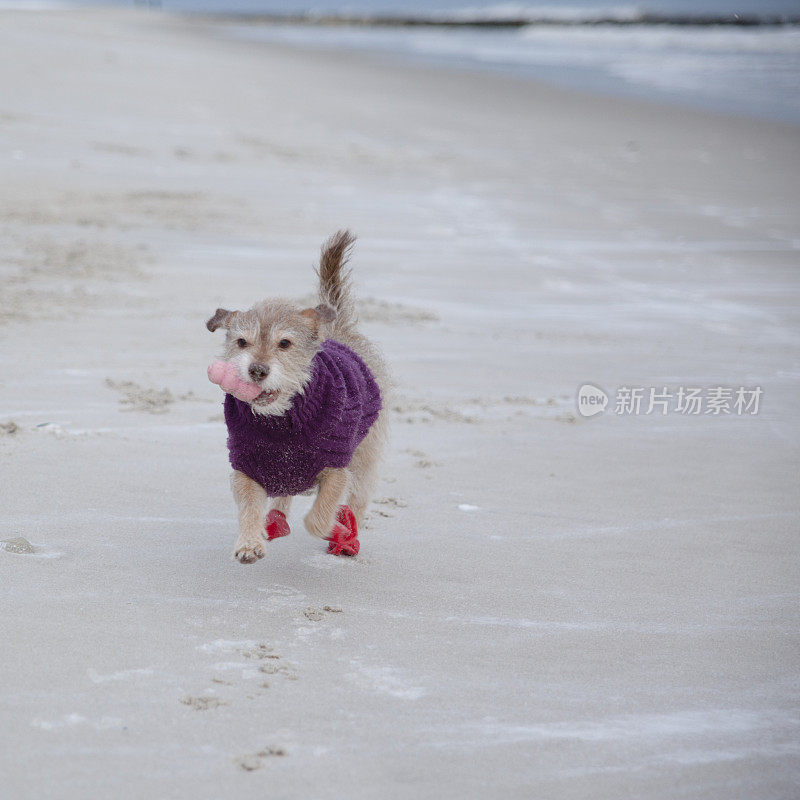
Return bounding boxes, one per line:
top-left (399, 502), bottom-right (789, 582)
top-left (207, 361), bottom-right (263, 402)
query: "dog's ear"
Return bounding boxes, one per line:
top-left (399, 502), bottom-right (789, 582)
top-left (206, 307), bottom-right (236, 332)
top-left (300, 303), bottom-right (336, 334)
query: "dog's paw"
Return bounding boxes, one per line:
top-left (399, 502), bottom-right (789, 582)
top-left (325, 506), bottom-right (359, 556)
top-left (234, 540), bottom-right (266, 564)
top-left (326, 520), bottom-right (360, 557)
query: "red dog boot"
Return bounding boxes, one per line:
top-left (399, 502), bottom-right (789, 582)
top-left (337, 504), bottom-right (357, 535)
top-left (265, 509), bottom-right (291, 541)
top-left (326, 504), bottom-right (359, 556)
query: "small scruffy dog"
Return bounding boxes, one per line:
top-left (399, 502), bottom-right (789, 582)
top-left (206, 231), bottom-right (388, 564)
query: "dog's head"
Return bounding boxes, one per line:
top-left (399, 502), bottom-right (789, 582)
top-left (207, 299), bottom-right (335, 416)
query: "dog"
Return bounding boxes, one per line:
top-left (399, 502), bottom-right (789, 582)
top-left (206, 231), bottom-right (389, 564)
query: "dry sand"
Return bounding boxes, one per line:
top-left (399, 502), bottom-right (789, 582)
top-left (1, 7), bottom-right (799, 799)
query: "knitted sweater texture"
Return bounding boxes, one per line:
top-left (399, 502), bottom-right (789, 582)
top-left (224, 339), bottom-right (381, 496)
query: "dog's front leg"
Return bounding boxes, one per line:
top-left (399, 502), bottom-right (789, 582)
top-left (304, 468), bottom-right (348, 540)
top-left (231, 470), bottom-right (268, 564)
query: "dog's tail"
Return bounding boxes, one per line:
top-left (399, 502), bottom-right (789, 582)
top-left (317, 229), bottom-right (357, 332)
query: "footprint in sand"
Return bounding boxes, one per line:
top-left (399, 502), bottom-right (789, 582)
top-left (179, 695), bottom-right (226, 711)
top-left (191, 641), bottom-right (298, 704)
top-left (1, 537), bottom-right (36, 554)
top-left (372, 496), bottom-right (408, 518)
top-left (106, 379), bottom-right (174, 414)
top-left (236, 643), bottom-right (298, 681)
top-left (238, 643), bottom-right (279, 661)
top-left (375, 497), bottom-right (408, 509)
top-left (258, 660), bottom-right (298, 681)
top-left (106, 380), bottom-right (213, 414)
top-left (234, 746), bottom-right (287, 771)
top-left (391, 399), bottom-right (478, 425)
top-left (303, 606), bottom-right (343, 622)
top-left (403, 448), bottom-right (441, 469)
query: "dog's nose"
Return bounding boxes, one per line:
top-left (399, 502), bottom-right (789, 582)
top-left (248, 362), bottom-right (269, 382)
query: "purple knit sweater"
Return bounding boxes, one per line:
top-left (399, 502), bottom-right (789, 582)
top-left (224, 339), bottom-right (382, 496)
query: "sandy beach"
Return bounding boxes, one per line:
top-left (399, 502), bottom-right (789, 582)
top-left (1, 6), bottom-right (799, 798)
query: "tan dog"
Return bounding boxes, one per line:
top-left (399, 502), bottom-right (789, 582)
top-left (207, 231), bottom-right (389, 564)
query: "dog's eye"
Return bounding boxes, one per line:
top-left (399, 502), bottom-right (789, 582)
top-left (278, 339), bottom-right (292, 350)
top-left (236, 338), bottom-right (248, 348)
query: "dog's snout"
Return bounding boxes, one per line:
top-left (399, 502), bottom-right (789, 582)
top-left (248, 362), bottom-right (269, 382)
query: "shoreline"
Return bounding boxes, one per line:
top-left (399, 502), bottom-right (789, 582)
top-left (220, 27), bottom-right (800, 129)
top-left (206, 14), bottom-right (800, 127)
top-left (184, 13), bottom-right (800, 27)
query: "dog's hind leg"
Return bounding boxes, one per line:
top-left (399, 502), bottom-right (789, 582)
top-left (346, 417), bottom-right (386, 528)
top-left (346, 445), bottom-right (379, 530)
top-left (231, 470), bottom-right (268, 564)
top-left (270, 496), bottom-right (293, 516)
top-left (304, 468), bottom-right (348, 540)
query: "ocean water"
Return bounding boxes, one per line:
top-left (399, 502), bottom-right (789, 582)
top-left (226, 20), bottom-right (800, 124)
top-left (23, 0), bottom-right (800, 123)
